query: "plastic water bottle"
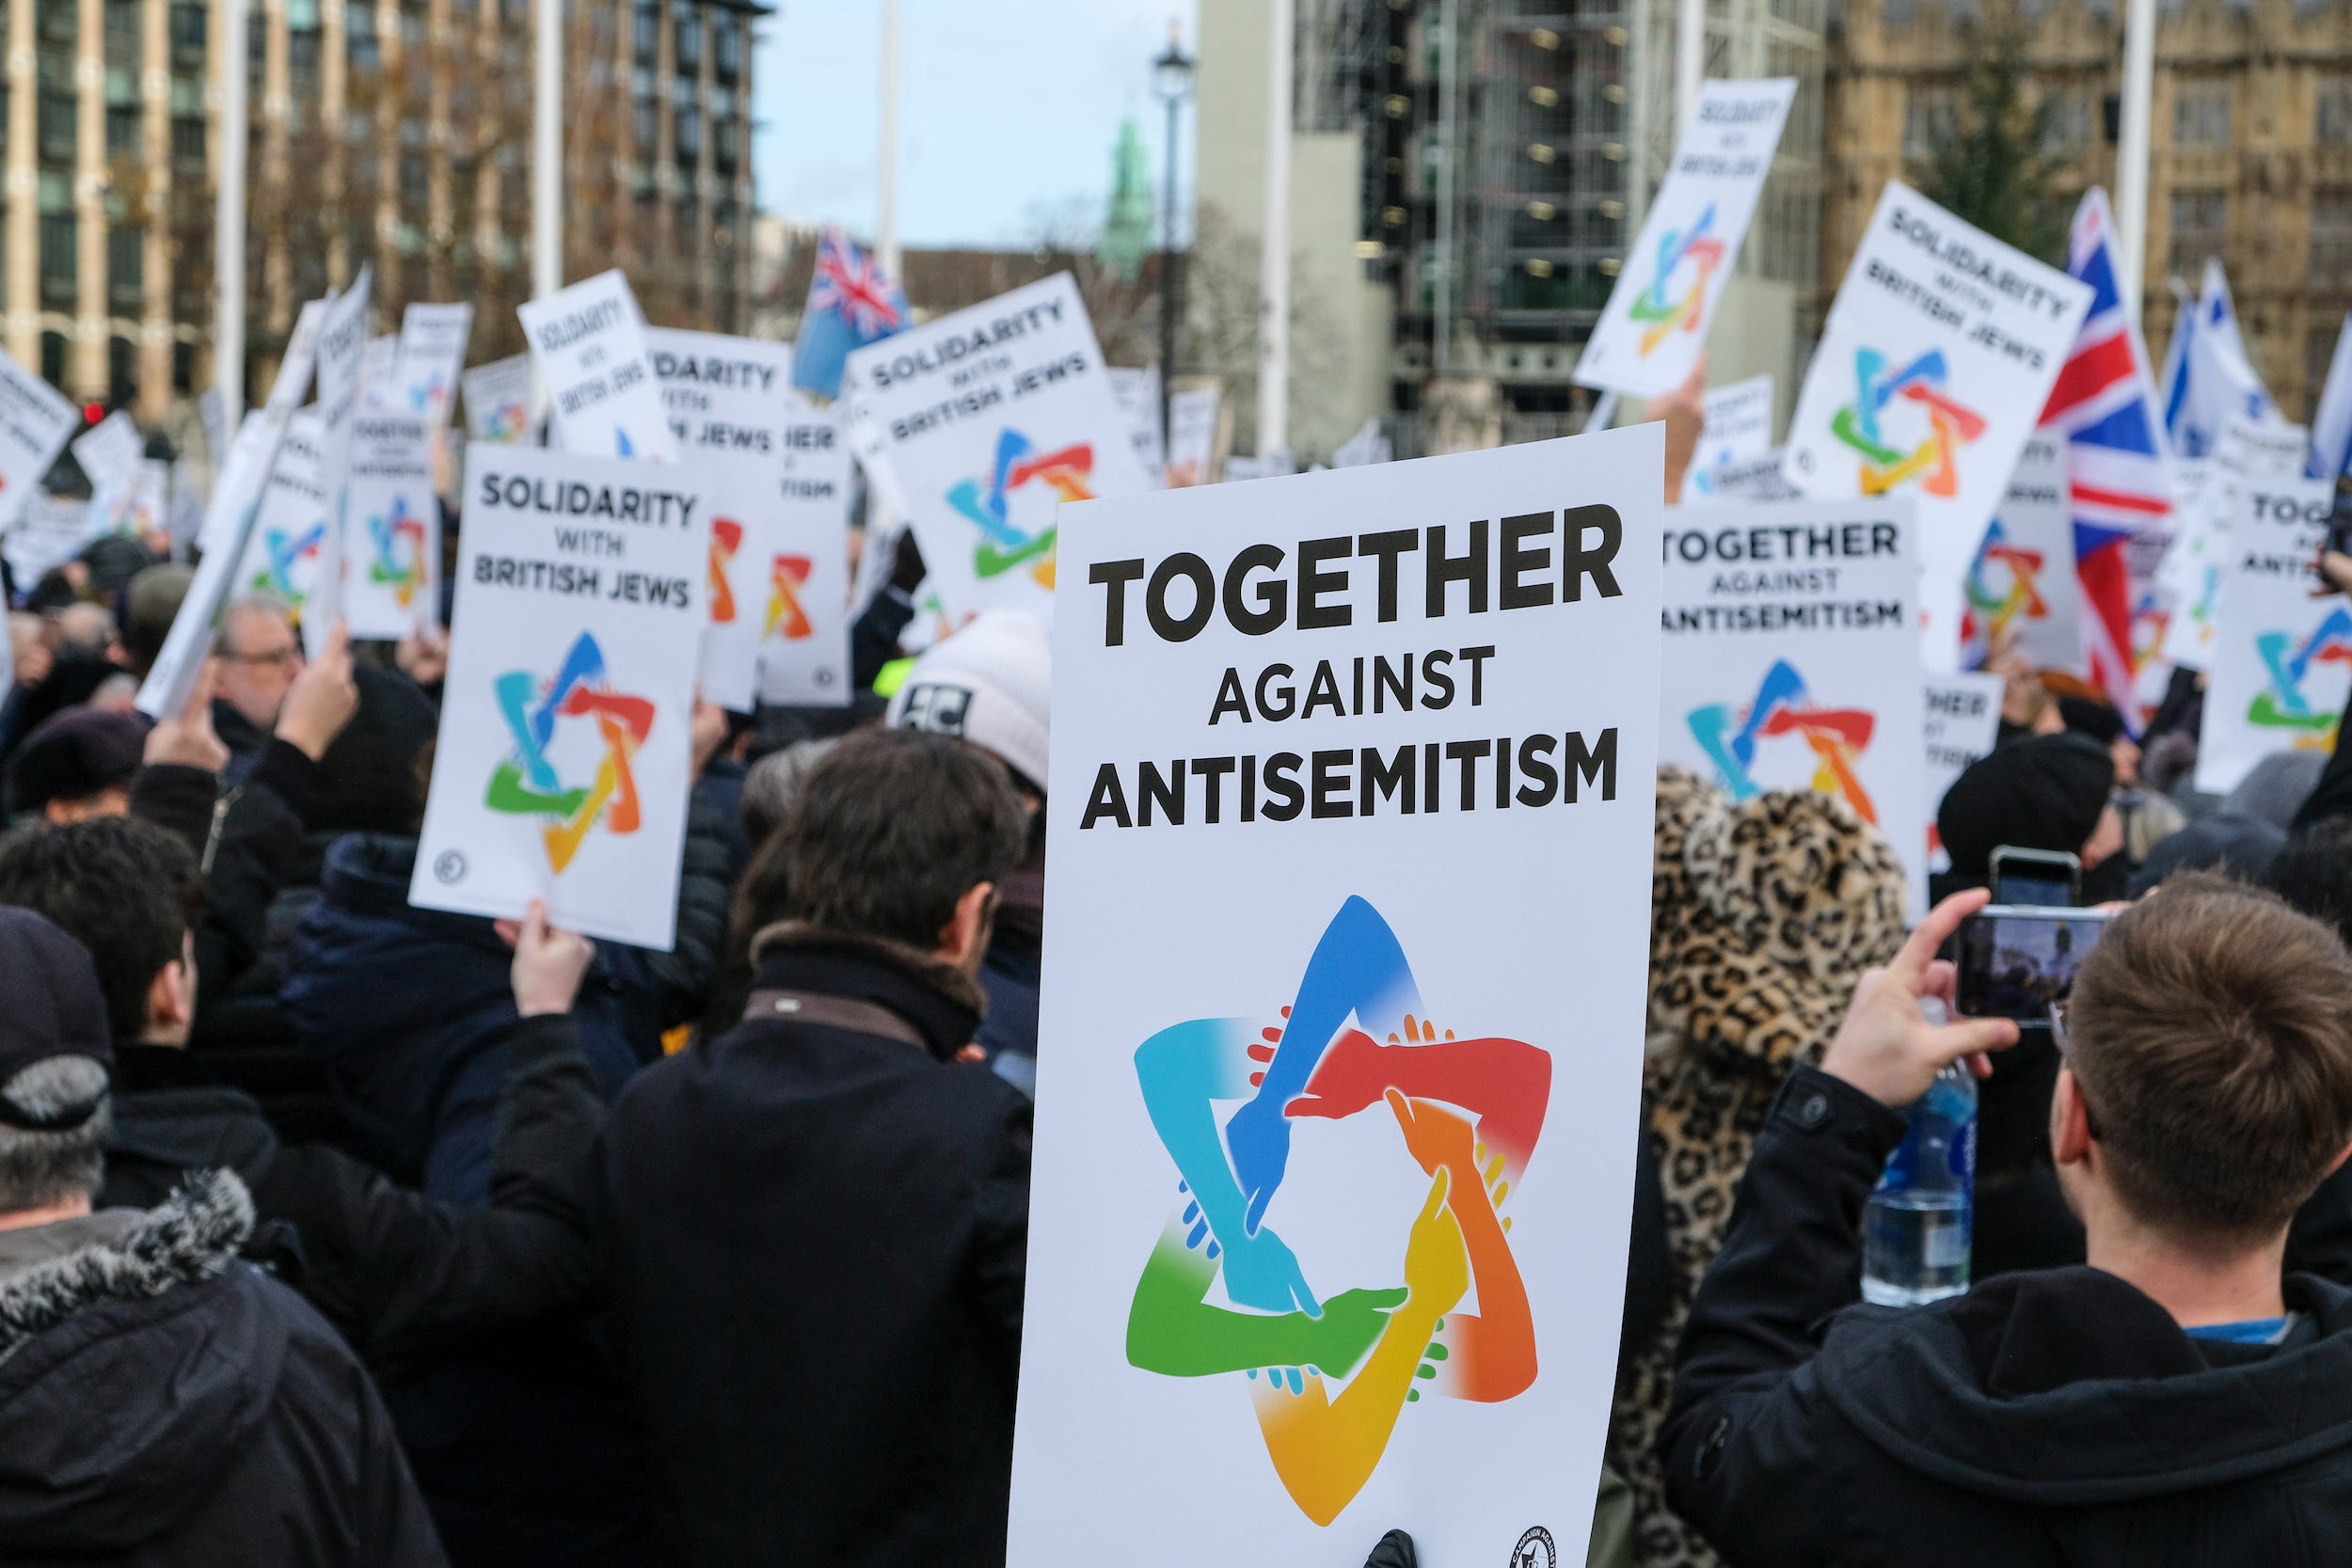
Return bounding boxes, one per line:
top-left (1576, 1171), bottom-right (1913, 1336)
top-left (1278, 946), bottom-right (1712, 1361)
top-left (1862, 1016), bottom-right (1977, 1307)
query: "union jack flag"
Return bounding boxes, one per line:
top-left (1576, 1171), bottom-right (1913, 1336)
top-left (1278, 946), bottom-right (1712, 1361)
top-left (2038, 188), bottom-right (2174, 729)
top-left (792, 228), bottom-right (909, 401)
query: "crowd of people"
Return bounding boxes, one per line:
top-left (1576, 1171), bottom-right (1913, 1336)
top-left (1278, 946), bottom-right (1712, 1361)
top-left (6, 410), bottom-right (2352, 1568)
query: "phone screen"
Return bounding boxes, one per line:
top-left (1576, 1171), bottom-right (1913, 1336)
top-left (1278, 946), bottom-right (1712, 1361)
top-left (1994, 871), bottom-right (2076, 908)
top-left (1955, 908), bottom-right (2113, 1024)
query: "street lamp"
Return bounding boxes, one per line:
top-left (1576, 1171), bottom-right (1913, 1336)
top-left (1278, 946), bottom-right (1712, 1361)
top-left (1152, 20), bottom-right (1196, 447)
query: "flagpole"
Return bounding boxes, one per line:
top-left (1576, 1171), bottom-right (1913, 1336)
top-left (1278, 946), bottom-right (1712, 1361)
top-left (1257, 0), bottom-right (1292, 459)
top-left (532, 0), bottom-right (561, 298)
top-left (2115, 0), bottom-right (2154, 322)
top-left (215, 0), bottom-right (249, 422)
top-left (878, 0), bottom-right (900, 277)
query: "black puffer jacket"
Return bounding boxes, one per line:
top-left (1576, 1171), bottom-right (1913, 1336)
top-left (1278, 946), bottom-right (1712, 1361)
top-left (0, 1171), bottom-right (445, 1565)
top-left (1664, 1066), bottom-right (2352, 1567)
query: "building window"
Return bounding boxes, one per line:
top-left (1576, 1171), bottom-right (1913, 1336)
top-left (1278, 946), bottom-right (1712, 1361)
top-left (675, 102), bottom-right (701, 166)
top-left (2170, 188), bottom-right (2228, 275)
top-left (712, 112), bottom-right (737, 174)
top-left (634, 99), bottom-right (658, 152)
top-left (2039, 87), bottom-right (2092, 153)
top-left (1904, 85), bottom-right (1958, 160)
top-left (40, 215), bottom-right (76, 308)
top-left (349, 3), bottom-right (380, 70)
top-left (2174, 80), bottom-right (2231, 147)
top-left (109, 227), bottom-right (144, 308)
top-left (2313, 187), bottom-right (2352, 280)
top-left (170, 77), bottom-right (205, 164)
top-left (107, 75), bottom-right (142, 154)
top-left (401, 151), bottom-right (429, 204)
top-left (2323, 74), bottom-right (2352, 146)
top-left (38, 47), bottom-right (77, 164)
top-left (635, 2), bottom-right (659, 59)
top-left (675, 7), bottom-right (702, 73)
top-left (103, 0), bottom-right (141, 65)
top-left (714, 9), bottom-right (740, 78)
top-left (169, 3), bottom-right (205, 63)
top-left (40, 333), bottom-right (67, 388)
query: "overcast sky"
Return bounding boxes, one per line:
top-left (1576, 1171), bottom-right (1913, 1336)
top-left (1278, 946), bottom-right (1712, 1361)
top-left (754, 0), bottom-right (1200, 249)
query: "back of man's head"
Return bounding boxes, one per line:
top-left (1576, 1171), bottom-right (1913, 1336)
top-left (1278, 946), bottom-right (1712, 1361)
top-left (122, 564), bottom-right (195, 677)
top-left (0, 908), bottom-right (115, 1213)
top-left (771, 726), bottom-right (1027, 952)
top-left (2068, 873), bottom-right (2352, 1244)
top-left (2267, 817), bottom-right (2352, 952)
top-left (0, 816), bottom-right (197, 1047)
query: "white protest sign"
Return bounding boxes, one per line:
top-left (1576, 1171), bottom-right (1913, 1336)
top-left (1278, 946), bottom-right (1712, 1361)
top-left (463, 352), bottom-right (542, 445)
top-left (0, 345), bottom-right (79, 532)
top-left (1011, 425), bottom-right (1665, 1568)
top-left (1109, 365), bottom-right (1168, 486)
top-left (2195, 478), bottom-right (2346, 794)
top-left (1656, 496), bottom-right (1929, 911)
top-left (5, 496), bottom-right (95, 585)
top-left (1692, 447), bottom-right (1802, 501)
top-left (759, 405), bottom-right (855, 707)
top-left (2215, 417), bottom-right (2311, 486)
top-left (844, 272), bottom-right (1152, 627)
top-left (1693, 374), bottom-right (1774, 473)
top-left (644, 327), bottom-right (794, 464)
top-left (72, 412), bottom-right (144, 506)
top-left (2158, 459), bottom-right (2224, 669)
top-left (517, 270), bottom-right (679, 464)
top-left (358, 334), bottom-right (399, 411)
top-left (410, 445), bottom-right (708, 948)
top-left (395, 303), bottom-right (474, 424)
top-left (341, 411), bottom-right (440, 639)
top-left (1167, 385), bottom-right (1221, 486)
top-left (124, 458), bottom-right (170, 543)
top-left (306, 267), bottom-right (373, 656)
top-left (142, 298), bottom-right (331, 721)
top-left (1575, 79), bottom-right (1797, 398)
top-left (1963, 434), bottom-right (2080, 673)
top-left (1923, 671), bottom-right (2005, 871)
top-left (1784, 182), bottom-right (2093, 668)
top-left (230, 412), bottom-right (332, 612)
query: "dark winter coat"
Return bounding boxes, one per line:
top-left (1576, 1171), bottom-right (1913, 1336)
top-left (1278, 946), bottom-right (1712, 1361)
top-left (99, 1015), bottom-right (602, 1363)
top-left (590, 923), bottom-right (1031, 1568)
top-left (282, 833), bottom-right (649, 1201)
top-left (1663, 1064), bottom-right (2352, 1567)
top-left (0, 1171), bottom-right (446, 1566)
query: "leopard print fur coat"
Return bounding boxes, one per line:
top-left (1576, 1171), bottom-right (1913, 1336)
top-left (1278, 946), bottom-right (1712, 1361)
top-left (1614, 766), bottom-right (1909, 1568)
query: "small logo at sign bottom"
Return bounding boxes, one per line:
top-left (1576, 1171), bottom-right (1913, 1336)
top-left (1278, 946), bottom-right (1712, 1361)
top-left (1511, 1525), bottom-right (1558, 1568)
top-left (433, 850), bottom-right (468, 884)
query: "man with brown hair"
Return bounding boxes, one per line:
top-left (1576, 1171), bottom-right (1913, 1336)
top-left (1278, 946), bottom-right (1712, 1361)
top-left (1661, 876), bottom-right (2352, 1567)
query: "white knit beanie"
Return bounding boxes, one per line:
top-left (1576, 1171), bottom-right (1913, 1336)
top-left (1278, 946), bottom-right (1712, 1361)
top-left (885, 610), bottom-right (1051, 791)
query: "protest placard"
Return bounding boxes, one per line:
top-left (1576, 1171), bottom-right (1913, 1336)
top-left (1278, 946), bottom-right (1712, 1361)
top-left (230, 412), bottom-right (331, 612)
top-left (2196, 477), bottom-right (2344, 793)
top-left (1109, 365), bottom-right (1168, 485)
top-left (1694, 448), bottom-right (1802, 501)
top-left (123, 458), bottom-right (170, 543)
top-left (358, 335), bottom-right (400, 411)
top-left (463, 352), bottom-right (542, 446)
top-left (304, 266), bottom-right (373, 657)
top-left (2215, 417), bottom-right (2310, 484)
top-left (1575, 79), bottom-right (1797, 399)
top-left (517, 270), bottom-right (679, 464)
top-left (1655, 496), bottom-right (1929, 911)
top-left (408, 445), bottom-right (708, 948)
top-left (1962, 435), bottom-right (2080, 673)
top-left (1923, 671), bottom-right (2005, 870)
top-left (341, 412), bottom-right (440, 640)
top-left (142, 299), bottom-right (330, 721)
top-left (72, 412), bottom-right (144, 524)
top-left (5, 496), bottom-right (94, 586)
top-left (2158, 459), bottom-right (2222, 670)
top-left (760, 404), bottom-right (854, 707)
top-left (644, 327), bottom-right (793, 463)
top-left (395, 303), bottom-right (474, 424)
top-left (1689, 373), bottom-right (1775, 484)
top-left (1009, 424), bottom-right (1665, 1568)
top-left (0, 344), bottom-right (79, 531)
top-left (1784, 182), bottom-right (2092, 668)
top-left (843, 273), bottom-right (1152, 627)
top-left (1167, 385), bottom-right (1221, 486)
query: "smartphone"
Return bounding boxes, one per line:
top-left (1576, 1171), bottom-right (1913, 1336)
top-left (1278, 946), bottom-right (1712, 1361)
top-left (1989, 846), bottom-right (2080, 909)
top-left (1954, 906), bottom-right (2115, 1026)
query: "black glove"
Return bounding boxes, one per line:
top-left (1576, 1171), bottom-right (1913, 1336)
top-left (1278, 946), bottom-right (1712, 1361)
top-left (1364, 1528), bottom-right (1418, 1568)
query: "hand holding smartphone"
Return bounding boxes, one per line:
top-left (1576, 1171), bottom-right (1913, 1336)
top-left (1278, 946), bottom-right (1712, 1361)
top-left (1953, 906), bottom-right (2115, 1027)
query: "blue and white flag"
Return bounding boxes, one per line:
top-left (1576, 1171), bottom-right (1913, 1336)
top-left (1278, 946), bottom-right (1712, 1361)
top-left (2160, 257), bottom-right (2274, 459)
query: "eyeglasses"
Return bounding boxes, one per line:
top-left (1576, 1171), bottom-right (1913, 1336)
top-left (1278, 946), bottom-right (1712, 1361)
top-left (220, 644), bottom-right (299, 669)
top-left (2049, 998), bottom-right (2104, 1141)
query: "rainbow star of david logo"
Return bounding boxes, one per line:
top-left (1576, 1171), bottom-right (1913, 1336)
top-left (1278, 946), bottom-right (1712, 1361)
top-left (1829, 348), bottom-right (1987, 499)
top-left (946, 429), bottom-right (1094, 588)
top-left (2249, 605), bottom-right (2352, 739)
top-left (1963, 520), bottom-right (2048, 641)
top-left (249, 521), bottom-right (326, 603)
top-left (1128, 896), bottom-right (1550, 1527)
top-left (708, 519), bottom-right (743, 625)
top-left (366, 496), bottom-right (429, 609)
top-left (483, 402), bottom-right (530, 442)
top-left (484, 631), bottom-right (656, 873)
top-left (765, 554), bottom-right (814, 641)
top-left (1629, 202), bottom-right (1726, 356)
top-left (1688, 657), bottom-right (1878, 823)
top-left (2131, 591), bottom-right (2170, 674)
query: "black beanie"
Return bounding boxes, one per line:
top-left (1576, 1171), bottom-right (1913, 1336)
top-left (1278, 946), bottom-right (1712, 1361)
top-left (1937, 731), bottom-right (2116, 889)
top-left (0, 908), bottom-right (112, 1128)
top-left (2056, 693), bottom-right (2126, 746)
top-left (310, 664), bottom-right (440, 834)
top-left (6, 705), bottom-right (148, 818)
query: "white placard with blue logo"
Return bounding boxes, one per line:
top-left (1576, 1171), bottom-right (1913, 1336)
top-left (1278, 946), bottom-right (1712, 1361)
top-left (1654, 496), bottom-right (1928, 912)
top-left (340, 411), bottom-right (441, 640)
top-left (1014, 425), bottom-right (1665, 1567)
top-left (409, 444), bottom-right (709, 949)
top-left (842, 271), bottom-right (1153, 629)
top-left (2195, 477), bottom-right (2345, 795)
